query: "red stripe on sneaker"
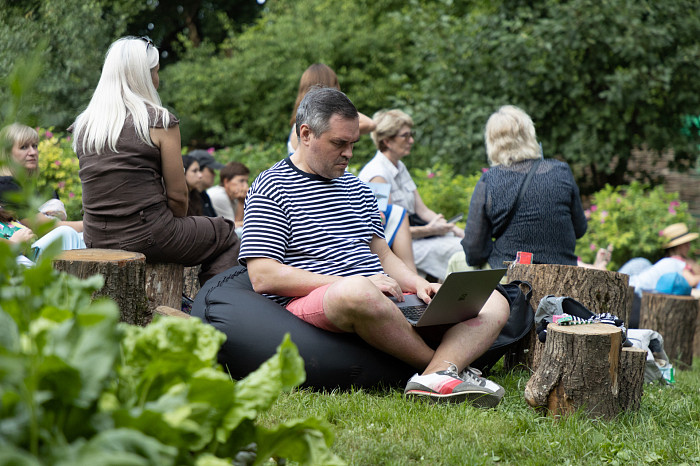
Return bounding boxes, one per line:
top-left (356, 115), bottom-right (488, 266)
top-left (438, 378), bottom-right (462, 394)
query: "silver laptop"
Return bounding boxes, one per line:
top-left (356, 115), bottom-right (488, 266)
top-left (389, 269), bottom-right (507, 327)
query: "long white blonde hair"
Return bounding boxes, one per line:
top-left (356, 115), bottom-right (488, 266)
top-left (72, 36), bottom-right (169, 155)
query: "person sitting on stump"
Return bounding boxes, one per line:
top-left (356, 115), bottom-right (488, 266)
top-left (239, 87), bottom-right (510, 407)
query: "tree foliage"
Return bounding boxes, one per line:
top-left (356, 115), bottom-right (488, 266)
top-left (0, 0), bottom-right (146, 127)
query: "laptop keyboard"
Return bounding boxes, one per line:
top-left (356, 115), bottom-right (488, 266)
top-left (400, 305), bottom-right (427, 322)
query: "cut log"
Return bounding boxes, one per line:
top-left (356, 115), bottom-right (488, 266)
top-left (145, 262), bottom-right (183, 311)
top-left (54, 249), bottom-right (185, 326)
top-left (54, 249), bottom-right (149, 326)
top-left (524, 323), bottom-right (630, 419)
top-left (618, 347), bottom-right (647, 411)
top-left (183, 265), bottom-right (201, 298)
top-left (640, 292), bottom-right (698, 368)
top-left (155, 305), bottom-right (190, 319)
top-left (695, 305), bottom-right (700, 359)
top-left (505, 263), bottom-right (631, 371)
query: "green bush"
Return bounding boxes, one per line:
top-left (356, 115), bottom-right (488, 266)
top-left (574, 181), bottom-right (696, 270)
top-left (0, 244), bottom-right (343, 465)
top-left (36, 128), bottom-right (83, 220)
top-left (411, 164), bottom-right (481, 223)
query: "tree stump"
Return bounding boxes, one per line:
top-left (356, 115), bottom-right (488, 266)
top-left (145, 262), bottom-right (183, 311)
top-left (54, 249), bottom-right (150, 326)
top-left (54, 249), bottom-right (185, 326)
top-left (505, 263), bottom-right (631, 371)
top-left (155, 305), bottom-right (190, 319)
top-left (695, 307), bottom-right (700, 359)
top-left (524, 323), bottom-right (634, 419)
top-left (618, 347), bottom-right (647, 411)
top-left (640, 292), bottom-right (698, 368)
top-left (183, 265), bottom-right (201, 298)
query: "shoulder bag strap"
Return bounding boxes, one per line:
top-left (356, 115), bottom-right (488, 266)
top-left (495, 159), bottom-right (541, 237)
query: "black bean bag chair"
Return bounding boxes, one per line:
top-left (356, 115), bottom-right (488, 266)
top-left (191, 266), bottom-right (415, 389)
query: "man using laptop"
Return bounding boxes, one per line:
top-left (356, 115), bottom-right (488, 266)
top-left (239, 87), bottom-right (509, 407)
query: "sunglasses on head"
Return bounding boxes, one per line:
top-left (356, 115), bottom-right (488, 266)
top-left (140, 36), bottom-right (154, 50)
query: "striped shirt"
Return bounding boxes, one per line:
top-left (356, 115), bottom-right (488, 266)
top-left (239, 157), bottom-right (385, 304)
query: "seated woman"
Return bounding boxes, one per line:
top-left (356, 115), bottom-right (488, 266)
top-left (207, 161), bottom-right (250, 237)
top-left (359, 109), bottom-right (463, 280)
top-left (70, 36), bottom-right (239, 285)
top-left (461, 105), bottom-right (587, 270)
top-left (621, 222), bottom-right (700, 294)
top-left (182, 155), bottom-right (205, 217)
top-left (0, 123), bottom-right (83, 232)
top-left (1, 206), bottom-right (84, 265)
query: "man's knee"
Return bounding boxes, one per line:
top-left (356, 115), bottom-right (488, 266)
top-left (482, 290), bottom-right (510, 328)
top-left (325, 276), bottom-right (393, 319)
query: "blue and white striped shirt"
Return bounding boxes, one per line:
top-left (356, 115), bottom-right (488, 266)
top-left (239, 157), bottom-right (385, 304)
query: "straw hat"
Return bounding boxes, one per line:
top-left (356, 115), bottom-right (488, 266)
top-left (661, 223), bottom-right (699, 249)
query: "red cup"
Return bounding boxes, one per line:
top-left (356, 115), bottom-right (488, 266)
top-left (516, 251), bottom-right (532, 264)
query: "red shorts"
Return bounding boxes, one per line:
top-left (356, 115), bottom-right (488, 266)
top-left (285, 284), bottom-right (344, 333)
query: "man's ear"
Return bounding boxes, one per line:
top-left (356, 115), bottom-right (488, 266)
top-left (299, 124), bottom-right (313, 144)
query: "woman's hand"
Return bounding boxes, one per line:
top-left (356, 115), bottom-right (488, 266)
top-left (9, 228), bottom-right (35, 244)
top-left (426, 215), bottom-right (454, 236)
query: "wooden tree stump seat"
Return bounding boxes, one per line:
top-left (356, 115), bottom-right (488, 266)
top-left (524, 323), bottom-right (645, 419)
top-left (506, 263), bottom-right (632, 371)
top-left (53, 249), bottom-right (184, 326)
top-left (640, 291), bottom-right (698, 368)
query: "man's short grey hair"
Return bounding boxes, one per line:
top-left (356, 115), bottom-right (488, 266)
top-left (296, 86), bottom-right (358, 138)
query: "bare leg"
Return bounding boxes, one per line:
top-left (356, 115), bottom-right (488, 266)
top-left (322, 277), bottom-right (509, 374)
top-left (423, 290), bottom-right (509, 374)
top-left (391, 216), bottom-right (417, 273)
top-left (323, 276), bottom-right (434, 369)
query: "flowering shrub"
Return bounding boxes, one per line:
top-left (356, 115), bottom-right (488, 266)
top-left (574, 182), bottom-right (696, 270)
top-left (36, 128), bottom-right (83, 220)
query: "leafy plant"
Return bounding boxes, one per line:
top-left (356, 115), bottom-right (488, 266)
top-left (574, 181), bottom-right (696, 270)
top-left (411, 164), bottom-right (481, 222)
top-left (36, 128), bottom-right (83, 220)
top-left (0, 244), bottom-right (343, 465)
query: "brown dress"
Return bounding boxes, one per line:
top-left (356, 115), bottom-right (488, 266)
top-left (73, 107), bottom-right (239, 284)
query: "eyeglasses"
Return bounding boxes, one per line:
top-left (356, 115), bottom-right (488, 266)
top-left (140, 36), bottom-right (154, 51)
top-left (396, 131), bottom-right (415, 140)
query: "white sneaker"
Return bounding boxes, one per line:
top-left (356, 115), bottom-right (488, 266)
top-left (405, 363), bottom-right (505, 407)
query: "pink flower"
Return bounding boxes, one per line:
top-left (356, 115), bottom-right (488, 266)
top-left (590, 243), bottom-right (597, 251)
top-left (584, 209), bottom-right (591, 219)
top-left (57, 181), bottom-right (65, 189)
top-left (669, 207), bottom-right (676, 214)
top-left (427, 172), bottom-right (435, 179)
top-left (54, 160), bottom-right (61, 167)
top-left (207, 147), bottom-right (215, 154)
top-left (68, 192), bottom-right (75, 198)
top-left (669, 201), bottom-right (680, 208)
top-left (590, 205), bottom-right (598, 212)
top-left (616, 197), bottom-right (622, 203)
top-left (659, 230), bottom-right (664, 236)
top-left (481, 167), bottom-right (488, 173)
top-left (600, 211), bottom-right (608, 223)
top-left (45, 131), bottom-right (53, 139)
top-left (66, 136), bottom-right (71, 142)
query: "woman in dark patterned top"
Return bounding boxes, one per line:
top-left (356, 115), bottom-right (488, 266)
top-left (70, 36), bottom-right (239, 285)
top-left (462, 105), bottom-right (587, 269)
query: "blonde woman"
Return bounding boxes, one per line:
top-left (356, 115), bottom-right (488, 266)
top-left (0, 123), bottom-right (83, 231)
top-left (70, 36), bottom-right (239, 285)
top-left (359, 109), bottom-right (463, 280)
top-left (462, 105), bottom-right (587, 268)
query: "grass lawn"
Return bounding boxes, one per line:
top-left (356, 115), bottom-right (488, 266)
top-left (262, 360), bottom-right (700, 465)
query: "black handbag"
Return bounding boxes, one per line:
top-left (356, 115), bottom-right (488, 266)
top-left (471, 279), bottom-right (534, 374)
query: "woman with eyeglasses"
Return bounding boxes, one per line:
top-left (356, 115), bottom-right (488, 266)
top-left (70, 36), bottom-right (239, 285)
top-left (359, 109), bottom-right (463, 281)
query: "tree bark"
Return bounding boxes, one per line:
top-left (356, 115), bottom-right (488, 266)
top-left (618, 346), bottom-right (647, 411)
top-left (505, 263), bottom-right (631, 371)
top-left (524, 323), bottom-right (628, 419)
top-left (183, 265), bottom-right (201, 298)
top-left (54, 249), bottom-right (150, 326)
top-left (145, 262), bottom-right (183, 312)
top-left (640, 292), bottom-right (698, 368)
